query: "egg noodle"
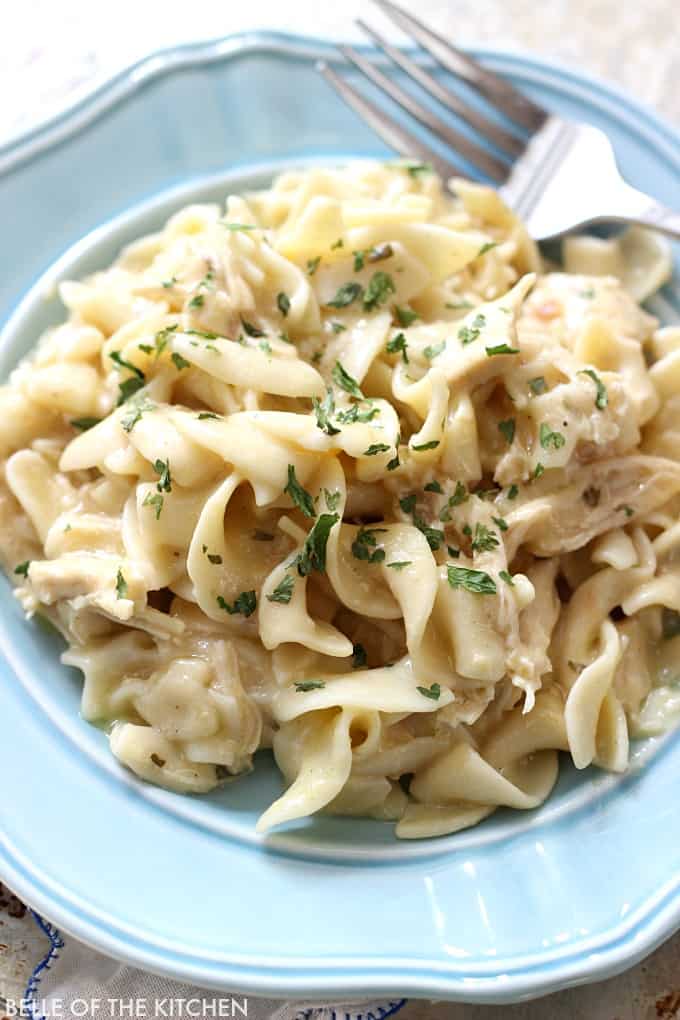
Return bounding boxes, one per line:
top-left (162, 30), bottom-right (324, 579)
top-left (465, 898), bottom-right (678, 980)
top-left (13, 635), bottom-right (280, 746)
top-left (2, 162), bottom-right (680, 838)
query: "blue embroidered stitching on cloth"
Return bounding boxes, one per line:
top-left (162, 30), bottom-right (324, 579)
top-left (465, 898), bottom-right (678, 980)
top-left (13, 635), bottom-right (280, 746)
top-left (23, 913), bottom-right (407, 1020)
top-left (24, 912), bottom-right (65, 1020)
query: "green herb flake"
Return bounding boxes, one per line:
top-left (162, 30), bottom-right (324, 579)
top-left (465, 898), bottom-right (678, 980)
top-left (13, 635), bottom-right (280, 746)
top-left (363, 443), bottom-right (391, 456)
top-left (296, 513), bottom-right (339, 576)
top-left (331, 321), bottom-right (346, 334)
top-left (120, 393), bottom-right (155, 432)
top-left (447, 565), bottom-right (497, 595)
top-left (492, 516), bottom-right (509, 532)
top-left (579, 286), bottom-right (596, 299)
top-left (142, 492), bottom-right (164, 520)
top-left (458, 313), bottom-right (486, 346)
top-left (332, 360), bottom-right (364, 399)
top-left (221, 222), bottom-right (257, 231)
top-left (284, 464), bottom-right (316, 519)
top-left (400, 494), bottom-right (417, 516)
top-left (161, 276), bottom-right (177, 289)
top-left (294, 679), bottom-right (326, 692)
top-left (499, 569), bottom-right (514, 586)
top-left (109, 350), bottom-right (145, 379)
top-left (216, 590), bottom-right (257, 617)
top-left (352, 643), bottom-right (367, 669)
top-left (539, 423), bottom-right (566, 450)
top-left (351, 527), bottom-right (388, 564)
top-left (387, 561), bottom-right (412, 571)
top-left (363, 271), bottom-right (396, 311)
top-left (259, 339), bottom-right (273, 357)
top-left (498, 419), bottom-right (516, 445)
top-left (14, 561), bottom-right (30, 578)
top-left (115, 568), bottom-right (128, 600)
top-left (471, 523), bottom-right (500, 552)
top-left (403, 161), bottom-right (432, 178)
top-left (323, 488), bottom-right (341, 512)
top-left (533, 462), bottom-right (545, 480)
top-left (267, 574), bottom-right (295, 604)
top-left (153, 458), bottom-right (172, 493)
top-left (412, 440), bottom-right (440, 452)
top-left (70, 417), bottom-right (101, 431)
top-left (424, 480), bottom-right (443, 494)
top-left (198, 411), bottom-right (219, 420)
top-left (424, 340), bottom-right (446, 361)
top-left (386, 332), bottom-right (409, 363)
top-left (327, 282), bottom-right (362, 309)
top-left (306, 256), bottom-right (321, 275)
top-left (486, 343), bottom-right (519, 356)
top-left (393, 305), bottom-right (419, 328)
top-left (417, 683), bottom-right (441, 701)
top-left (478, 241), bottom-right (498, 256)
top-left (616, 504), bottom-right (635, 518)
top-left (507, 484), bottom-right (519, 500)
top-left (335, 403), bottom-right (378, 424)
top-left (188, 293), bottom-right (204, 309)
top-left (579, 368), bottom-right (608, 410)
top-left (207, 552), bottom-right (223, 565)
top-left (117, 376), bottom-right (146, 404)
top-left (331, 238), bottom-right (344, 250)
top-left (445, 300), bottom-right (474, 311)
top-left (277, 292), bottom-right (291, 317)
top-left (312, 387), bottom-right (341, 436)
top-left (529, 376), bottom-right (547, 395)
top-left (171, 352), bottom-right (191, 371)
top-left (447, 545), bottom-right (460, 558)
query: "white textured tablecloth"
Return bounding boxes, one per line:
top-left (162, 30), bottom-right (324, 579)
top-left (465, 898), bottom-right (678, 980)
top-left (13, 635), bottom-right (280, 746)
top-left (1, 2), bottom-right (679, 1018)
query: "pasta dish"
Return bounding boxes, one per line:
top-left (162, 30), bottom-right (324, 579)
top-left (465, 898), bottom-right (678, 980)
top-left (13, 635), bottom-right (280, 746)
top-left (1, 162), bottom-right (679, 839)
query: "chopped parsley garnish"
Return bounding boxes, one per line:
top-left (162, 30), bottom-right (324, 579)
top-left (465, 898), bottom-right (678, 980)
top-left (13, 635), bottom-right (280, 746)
top-left (259, 339), bottom-right (273, 357)
top-left (447, 565), bottom-right (497, 595)
top-left (400, 494), bottom-right (417, 515)
top-left (110, 350), bottom-right (145, 379)
top-left (439, 481), bottom-right (468, 521)
top-left (351, 527), bottom-right (387, 564)
top-left (312, 387), bottom-right (341, 436)
top-left (307, 256), bottom-right (321, 275)
top-left (447, 545), bottom-right (460, 558)
top-left (478, 241), bottom-right (498, 256)
top-left (498, 419), bottom-right (516, 445)
top-left (580, 286), bottom-right (596, 299)
top-left (70, 417), bottom-right (101, 431)
top-left (335, 403), bottom-right (378, 424)
top-left (331, 238), bottom-right (344, 250)
top-left (295, 679), bottom-right (326, 692)
top-left (387, 561), bottom-right (411, 570)
top-left (184, 328), bottom-right (219, 340)
top-left (529, 376), bottom-right (547, 395)
top-left (188, 293), bottom-right (204, 309)
top-left (198, 411), bottom-right (219, 420)
top-left (117, 376), bottom-right (146, 404)
top-left (386, 332), bottom-right (409, 363)
top-left (352, 643), bottom-right (367, 668)
top-left (507, 484), bottom-right (519, 500)
top-left (458, 313), bottom-right (486, 345)
top-left (216, 590), bottom-right (257, 617)
top-left (284, 464), bottom-right (316, 518)
top-left (393, 305), bottom-right (419, 328)
top-left (417, 683), bottom-right (441, 701)
top-left (533, 462), bottom-right (545, 480)
top-left (386, 453), bottom-right (400, 471)
top-left (499, 570), bottom-right (514, 586)
top-left (363, 443), bottom-right (391, 456)
top-left (362, 271), bottom-right (396, 311)
top-left (616, 504), bottom-right (635, 517)
top-left (161, 276), bottom-right (177, 289)
top-left (267, 574), bottom-right (295, 604)
top-left (412, 440), bottom-right (440, 451)
top-left (324, 488), bottom-right (341, 512)
top-left (331, 321), bottom-right (346, 334)
top-left (277, 292), bottom-right (291, 317)
top-left (332, 360), bottom-right (364, 399)
top-left (486, 343), bottom-right (519, 356)
top-left (353, 243), bottom-right (393, 271)
top-left (295, 513), bottom-right (339, 576)
top-left (115, 568), bottom-right (128, 600)
top-left (241, 318), bottom-right (266, 338)
top-left (446, 300), bottom-right (474, 310)
top-left (171, 352), bottom-right (191, 371)
top-left (424, 480), bottom-right (443, 494)
top-left (424, 340), bottom-right (446, 360)
top-left (120, 394), bottom-right (155, 432)
top-left (579, 368), bottom-right (608, 409)
top-left (539, 423), bottom-right (566, 450)
top-left (417, 522), bottom-right (445, 551)
top-left (470, 523), bottom-right (500, 552)
top-left (327, 282), bottom-right (362, 308)
top-left (153, 323), bottom-right (179, 355)
top-left (582, 486), bottom-right (601, 508)
top-left (206, 552), bottom-right (223, 565)
top-left (492, 517), bottom-right (508, 533)
top-left (14, 561), bottom-right (30, 578)
top-left (142, 492), bottom-right (164, 520)
top-left (153, 459), bottom-right (172, 492)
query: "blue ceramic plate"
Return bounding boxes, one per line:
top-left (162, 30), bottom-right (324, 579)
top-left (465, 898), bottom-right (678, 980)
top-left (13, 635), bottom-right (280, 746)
top-left (0, 32), bottom-right (679, 1005)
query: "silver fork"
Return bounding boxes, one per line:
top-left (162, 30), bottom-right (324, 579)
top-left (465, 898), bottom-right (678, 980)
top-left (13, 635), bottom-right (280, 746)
top-left (317, 0), bottom-right (680, 242)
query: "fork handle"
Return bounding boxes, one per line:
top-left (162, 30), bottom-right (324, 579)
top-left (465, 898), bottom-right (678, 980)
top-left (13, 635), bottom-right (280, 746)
top-left (607, 182), bottom-right (680, 241)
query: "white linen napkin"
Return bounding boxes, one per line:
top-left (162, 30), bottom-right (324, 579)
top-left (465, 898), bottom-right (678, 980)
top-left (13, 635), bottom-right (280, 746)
top-left (18, 911), bottom-right (407, 1020)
